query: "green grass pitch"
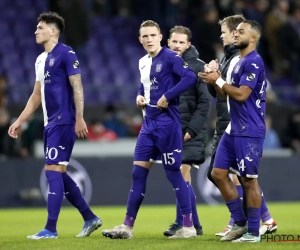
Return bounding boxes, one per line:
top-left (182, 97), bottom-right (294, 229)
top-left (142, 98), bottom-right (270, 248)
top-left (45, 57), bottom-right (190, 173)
top-left (0, 202), bottom-right (299, 249)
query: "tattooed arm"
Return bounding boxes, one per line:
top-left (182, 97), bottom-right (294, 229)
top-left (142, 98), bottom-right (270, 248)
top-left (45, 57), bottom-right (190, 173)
top-left (69, 74), bottom-right (88, 138)
top-left (69, 74), bottom-right (84, 118)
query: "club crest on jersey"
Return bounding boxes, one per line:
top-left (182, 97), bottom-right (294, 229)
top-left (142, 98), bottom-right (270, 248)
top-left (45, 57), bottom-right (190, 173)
top-left (49, 58), bottom-right (55, 66)
top-left (156, 63), bottom-right (162, 72)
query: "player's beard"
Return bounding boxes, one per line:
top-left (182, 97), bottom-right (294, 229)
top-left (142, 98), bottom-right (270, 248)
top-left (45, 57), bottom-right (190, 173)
top-left (235, 40), bottom-right (249, 50)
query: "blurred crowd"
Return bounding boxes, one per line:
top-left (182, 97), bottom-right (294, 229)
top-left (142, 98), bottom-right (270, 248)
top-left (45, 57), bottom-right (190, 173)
top-left (1, 0), bottom-right (300, 158)
top-left (48, 0), bottom-right (300, 84)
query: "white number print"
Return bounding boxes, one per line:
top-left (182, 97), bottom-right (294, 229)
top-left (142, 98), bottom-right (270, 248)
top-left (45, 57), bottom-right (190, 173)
top-left (162, 153), bottom-right (175, 165)
top-left (237, 159), bottom-right (246, 171)
top-left (45, 147), bottom-right (58, 160)
top-left (256, 99), bottom-right (261, 108)
top-left (256, 80), bottom-right (266, 108)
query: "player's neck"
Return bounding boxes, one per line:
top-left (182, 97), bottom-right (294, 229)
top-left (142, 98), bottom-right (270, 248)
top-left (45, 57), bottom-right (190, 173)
top-left (148, 46), bottom-right (162, 57)
top-left (44, 39), bottom-right (59, 53)
top-left (239, 46), bottom-right (256, 58)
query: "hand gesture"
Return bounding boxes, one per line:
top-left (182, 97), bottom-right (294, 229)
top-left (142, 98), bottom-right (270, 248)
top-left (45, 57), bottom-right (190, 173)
top-left (208, 59), bottom-right (219, 71)
top-left (8, 120), bottom-right (22, 139)
top-left (136, 95), bottom-right (146, 108)
top-left (75, 117), bottom-right (88, 138)
top-left (198, 70), bottom-right (221, 85)
top-left (157, 95), bottom-right (168, 110)
top-left (184, 132), bottom-right (191, 141)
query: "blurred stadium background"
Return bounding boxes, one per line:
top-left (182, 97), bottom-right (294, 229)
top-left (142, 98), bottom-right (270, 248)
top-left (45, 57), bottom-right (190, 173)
top-left (0, 0), bottom-right (299, 217)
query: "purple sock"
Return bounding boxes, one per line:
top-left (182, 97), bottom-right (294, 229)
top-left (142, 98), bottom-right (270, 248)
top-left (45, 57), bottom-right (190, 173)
top-left (62, 172), bottom-right (95, 221)
top-left (175, 182), bottom-right (201, 228)
top-left (248, 207), bottom-right (261, 236)
top-left (236, 185), bottom-right (243, 201)
top-left (165, 169), bottom-right (192, 227)
top-left (228, 216), bottom-right (234, 226)
top-left (124, 215), bottom-right (135, 227)
top-left (175, 200), bottom-right (182, 225)
top-left (124, 165), bottom-right (149, 227)
top-left (45, 170), bottom-right (64, 232)
top-left (260, 190), bottom-right (272, 222)
top-left (183, 213), bottom-right (193, 227)
top-left (225, 199), bottom-right (246, 227)
top-left (189, 183), bottom-right (202, 229)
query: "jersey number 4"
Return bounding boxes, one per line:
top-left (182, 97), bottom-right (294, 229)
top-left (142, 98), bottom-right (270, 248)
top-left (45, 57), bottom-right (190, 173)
top-left (256, 80), bottom-right (266, 108)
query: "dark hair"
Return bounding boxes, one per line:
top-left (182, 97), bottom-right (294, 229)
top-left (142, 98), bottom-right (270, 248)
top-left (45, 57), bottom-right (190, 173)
top-left (218, 14), bottom-right (246, 32)
top-left (242, 20), bottom-right (262, 38)
top-left (37, 12), bottom-right (65, 34)
top-left (140, 20), bottom-right (161, 33)
top-left (169, 26), bottom-right (192, 42)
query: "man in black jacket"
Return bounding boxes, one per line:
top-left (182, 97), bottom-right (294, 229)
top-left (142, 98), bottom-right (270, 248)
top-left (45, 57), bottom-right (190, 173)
top-left (163, 26), bottom-right (210, 237)
top-left (204, 15), bottom-right (277, 237)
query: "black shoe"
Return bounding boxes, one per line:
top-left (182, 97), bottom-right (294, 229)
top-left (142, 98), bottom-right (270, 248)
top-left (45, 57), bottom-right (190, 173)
top-left (163, 223), bottom-right (182, 237)
top-left (195, 227), bottom-right (204, 235)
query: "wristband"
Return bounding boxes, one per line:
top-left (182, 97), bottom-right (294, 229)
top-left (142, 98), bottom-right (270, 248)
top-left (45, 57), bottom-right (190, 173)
top-left (216, 78), bottom-right (226, 89)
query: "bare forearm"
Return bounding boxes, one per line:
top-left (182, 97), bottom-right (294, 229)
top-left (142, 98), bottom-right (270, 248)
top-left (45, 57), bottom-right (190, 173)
top-left (69, 74), bottom-right (84, 118)
top-left (18, 94), bottom-right (41, 123)
top-left (213, 84), bottom-right (226, 97)
top-left (73, 87), bottom-right (84, 118)
top-left (222, 84), bottom-right (244, 101)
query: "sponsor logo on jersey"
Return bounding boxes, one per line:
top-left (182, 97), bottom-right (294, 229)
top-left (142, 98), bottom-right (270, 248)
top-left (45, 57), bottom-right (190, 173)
top-left (246, 73), bottom-right (255, 81)
top-left (183, 61), bottom-right (188, 68)
top-left (73, 60), bottom-right (80, 69)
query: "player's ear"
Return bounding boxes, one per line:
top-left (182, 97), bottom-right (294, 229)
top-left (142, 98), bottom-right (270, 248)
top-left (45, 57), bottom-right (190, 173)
top-left (159, 33), bottom-right (163, 41)
top-left (47, 24), bottom-right (55, 37)
top-left (54, 28), bottom-right (59, 38)
top-left (167, 39), bottom-right (170, 47)
top-left (49, 26), bottom-right (57, 38)
top-left (186, 42), bottom-right (191, 49)
top-left (138, 36), bottom-right (142, 44)
top-left (250, 35), bottom-right (256, 44)
top-left (50, 28), bottom-right (54, 37)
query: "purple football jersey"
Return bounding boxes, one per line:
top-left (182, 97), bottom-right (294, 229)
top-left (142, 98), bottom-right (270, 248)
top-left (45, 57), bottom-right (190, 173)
top-left (227, 50), bottom-right (267, 138)
top-left (35, 43), bottom-right (81, 126)
top-left (137, 46), bottom-right (196, 126)
top-left (135, 47), bottom-right (196, 168)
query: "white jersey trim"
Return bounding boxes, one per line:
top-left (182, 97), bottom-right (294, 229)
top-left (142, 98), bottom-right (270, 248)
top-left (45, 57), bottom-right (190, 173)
top-left (58, 161), bottom-right (69, 166)
top-left (246, 174), bottom-right (258, 178)
top-left (150, 158), bottom-right (162, 164)
top-left (35, 52), bottom-right (48, 126)
top-left (139, 55), bottom-right (152, 106)
top-left (225, 55), bottom-right (240, 135)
